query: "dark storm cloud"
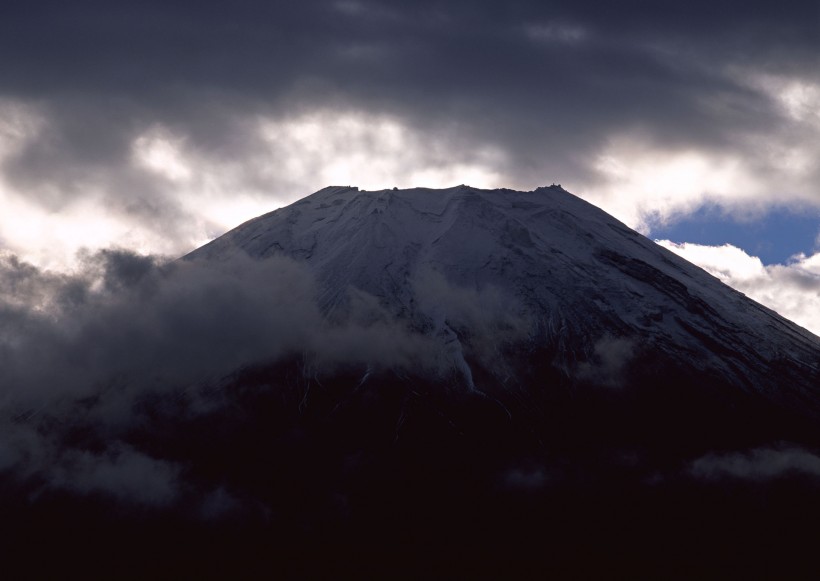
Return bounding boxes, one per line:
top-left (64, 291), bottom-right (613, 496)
top-left (0, 0), bottom-right (816, 245)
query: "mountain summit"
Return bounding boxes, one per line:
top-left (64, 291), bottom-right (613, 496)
top-left (191, 184), bottom-right (820, 412)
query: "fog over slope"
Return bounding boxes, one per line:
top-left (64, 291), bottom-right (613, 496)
top-left (1, 185), bottom-right (820, 577)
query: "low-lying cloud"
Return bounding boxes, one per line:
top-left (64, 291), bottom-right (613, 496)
top-left (49, 443), bottom-right (183, 507)
top-left (690, 446), bottom-right (820, 482)
top-left (0, 247), bottom-right (532, 507)
top-left (576, 335), bottom-right (637, 387)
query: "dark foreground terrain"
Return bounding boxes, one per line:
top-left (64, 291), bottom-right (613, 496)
top-left (4, 349), bottom-right (820, 580)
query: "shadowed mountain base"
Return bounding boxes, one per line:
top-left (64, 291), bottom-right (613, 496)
top-left (4, 348), bottom-right (820, 579)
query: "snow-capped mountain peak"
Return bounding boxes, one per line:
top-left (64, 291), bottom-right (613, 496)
top-left (189, 184), bottom-right (819, 414)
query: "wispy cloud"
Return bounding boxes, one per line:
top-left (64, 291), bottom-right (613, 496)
top-left (690, 446), bottom-right (820, 482)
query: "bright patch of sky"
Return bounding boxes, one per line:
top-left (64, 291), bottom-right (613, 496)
top-left (651, 206), bottom-right (820, 266)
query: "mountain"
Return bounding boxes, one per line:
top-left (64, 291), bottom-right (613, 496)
top-left (190, 184), bottom-right (819, 411)
top-left (5, 185), bottom-right (820, 579)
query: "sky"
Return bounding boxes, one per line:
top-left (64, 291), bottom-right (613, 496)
top-left (0, 0), bottom-right (818, 332)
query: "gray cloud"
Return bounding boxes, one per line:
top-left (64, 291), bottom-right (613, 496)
top-left (0, 250), bottom-right (317, 407)
top-left (0, 247), bottom-right (532, 506)
top-left (690, 446), bottom-right (820, 482)
top-left (48, 443), bottom-right (183, 506)
top-left (0, 248), bottom-right (531, 407)
top-left (0, 1), bottom-right (817, 262)
top-left (413, 268), bottom-right (530, 353)
top-left (503, 465), bottom-right (549, 491)
top-left (576, 335), bottom-right (637, 387)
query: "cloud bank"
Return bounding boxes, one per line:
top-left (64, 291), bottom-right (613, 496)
top-left (0, 247), bottom-right (531, 508)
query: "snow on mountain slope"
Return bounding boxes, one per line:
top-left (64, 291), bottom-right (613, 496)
top-left (189, 184), bottom-right (820, 413)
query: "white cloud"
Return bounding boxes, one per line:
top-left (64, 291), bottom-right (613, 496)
top-left (0, 197), bottom-right (135, 270)
top-left (583, 138), bottom-right (794, 234)
top-left (749, 73), bottom-right (820, 128)
top-left (133, 127), bottom-right (192, 182)
top-left (657, 240), bottom-right (820, 336)
top-left (0, 100), bottom-right (44, 158)
top-left (576, 72), bottom-right (820, 235)
top-left (0, 109), bottom-right (508, 271)
top-left (0, 102), bottom-right (173, 268)
top-left (256, 110), bottom-right (506, 192)
top-left (0, 89), bottom-right (815, 282)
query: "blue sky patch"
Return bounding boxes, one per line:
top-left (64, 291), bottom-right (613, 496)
top-left (650, 206), bottom-right (820, 266)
